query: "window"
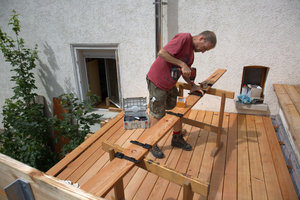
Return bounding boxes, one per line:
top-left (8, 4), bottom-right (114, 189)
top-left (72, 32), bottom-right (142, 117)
top-left (71, 44), bottom-right (121, 108)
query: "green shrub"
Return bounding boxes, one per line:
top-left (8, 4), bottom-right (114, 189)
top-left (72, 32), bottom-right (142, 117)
top-left (52, 93), bottom-right (102, 157)
top-left (0, 10), bottom-right (55, 171)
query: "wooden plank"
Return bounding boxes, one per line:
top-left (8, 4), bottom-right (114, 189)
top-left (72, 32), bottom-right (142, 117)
top-left (273, 84), bottom-right (286, 94)
top-left (81, 69), bottom-right (227, 196)
top-left (196, 112), bottom-right (218, 200)
top-left (207, 113), bottom-right (229, 200)
top-left (77, 129), bottom-right (144, 186)
top-left (133, 110), bottom-right (197, 200)
top-left (141, 158), bottom-right (209, 196)
top-left (124, 168), bottom-right (148, 199)
top-left (284, 84), bottom-right (300, 116)
top-left (162, 110), bottom-right (203, 199)
top-left (192, 111), bottom-right (213, 200)
top-left (246, 115), bottom-right (268, 200)
top-left (105, 129), bottom-right (149, 199)
top-left (237, 114), bottom-right (252, 200)
top-left (0, 153), bottom-right (104, 200)
top-left (143, 131), bottom-right (175, 200)
top-left (46, 111), bottom-right (124, 176)
top-left (223, 113), bottom-right (238, 200)
top-left (277, 93), bottom-right (300, 140)
top-left (284, 85), bottom-right (300, 103)
top-left (66, 124), bottom-right (126, 182)
top-left (57, 119), bottom-right (124, 180)
top-left (198, 111), bottom-right (218, 182)
top-left (263, 116), bottom-right (298, 200)
top-left (255, 116), bottom-right (283, 200)
top-left (147, 112), bottom-right (196, 200)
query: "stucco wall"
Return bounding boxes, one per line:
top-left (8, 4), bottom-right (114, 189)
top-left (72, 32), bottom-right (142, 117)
top-left (0, 0), bottom-right (300, 126)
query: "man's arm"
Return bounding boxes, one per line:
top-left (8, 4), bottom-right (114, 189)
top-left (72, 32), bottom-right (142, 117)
top-left (158, 48), bottom-right (191, 78)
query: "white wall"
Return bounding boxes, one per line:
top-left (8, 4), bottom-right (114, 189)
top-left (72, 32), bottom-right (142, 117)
top-left (0, 0), bottom-right (300, 126)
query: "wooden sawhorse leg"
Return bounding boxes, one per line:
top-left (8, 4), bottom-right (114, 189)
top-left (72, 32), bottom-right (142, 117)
top-left (108, 148), bottom-right (125, 200)
top-left (211, 93), bottom-right (226, 157)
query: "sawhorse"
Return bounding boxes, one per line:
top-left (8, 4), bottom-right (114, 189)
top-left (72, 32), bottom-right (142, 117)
top-left (176, 82), bottom-right (234, 157)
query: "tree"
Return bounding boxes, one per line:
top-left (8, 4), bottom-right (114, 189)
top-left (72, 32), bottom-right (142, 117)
top-left (0, 10), bottom-right (55, 171)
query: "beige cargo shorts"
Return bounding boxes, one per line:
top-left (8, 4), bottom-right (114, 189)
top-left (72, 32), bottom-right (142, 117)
top-left (146, 77), bottom-right (179, 119)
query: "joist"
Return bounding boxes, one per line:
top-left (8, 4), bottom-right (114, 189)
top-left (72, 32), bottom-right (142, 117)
top-left (102, 141), bottom-right (209, 197)
top-left (80, 69), bottom-right (227, 197)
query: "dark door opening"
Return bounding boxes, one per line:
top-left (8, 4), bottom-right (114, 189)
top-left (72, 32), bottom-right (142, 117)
top-left (86, 58), bottom-right (119, 108)
top-left (240, 65), bottom-right (269, 101)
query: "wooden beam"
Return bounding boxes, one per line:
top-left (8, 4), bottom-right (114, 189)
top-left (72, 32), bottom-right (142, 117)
top-left (0, 153), bottom-right (104, 200)
top-left (108, 148), bottom-right (125, 200)
top-left (181, 117), bottom-right (227, 135)
top-left (183, 181), bottom-right (194, 200)
top-left (102, 142), bottom-right (209, 197)
top-left (176, 82), bottom-right (235, 99)
top-left (81, 69), bottom-right (226, 197)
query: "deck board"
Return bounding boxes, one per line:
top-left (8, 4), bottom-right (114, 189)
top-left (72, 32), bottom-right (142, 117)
top-left (49, 110), bottom-right (297, 200)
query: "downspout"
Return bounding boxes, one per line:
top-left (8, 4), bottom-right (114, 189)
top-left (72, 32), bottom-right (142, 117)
top-left (154, 0), bottom-right (165, 58)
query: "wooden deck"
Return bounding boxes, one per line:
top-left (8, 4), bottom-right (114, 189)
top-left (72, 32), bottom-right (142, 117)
top-left (274, 84), bottom-right (300, 163)
top-left (47, 110), bottom-right (297, 200)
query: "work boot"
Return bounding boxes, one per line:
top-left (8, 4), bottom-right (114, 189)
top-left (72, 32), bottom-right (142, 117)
top-left (150, 145), bottom-right (165, 158)
top-left (171, 134), bottom-right (192, 151)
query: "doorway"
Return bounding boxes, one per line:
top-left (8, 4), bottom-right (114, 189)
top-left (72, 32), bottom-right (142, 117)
top-left (71, 44), bottom-right (121, 108)
top-left (86, 58), bottom-right (119, 108)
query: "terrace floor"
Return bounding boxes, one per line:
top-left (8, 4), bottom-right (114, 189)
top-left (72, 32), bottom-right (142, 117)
top-left (48, 110), bottom-right (297, 200)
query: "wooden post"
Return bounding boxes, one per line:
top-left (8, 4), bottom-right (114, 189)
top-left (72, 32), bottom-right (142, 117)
top-left (211, 93), bottom-right (226, 157)
top-left (183, 181), bottom-right (194, 200)
top-left (108, 148), bottom-right (125, 200)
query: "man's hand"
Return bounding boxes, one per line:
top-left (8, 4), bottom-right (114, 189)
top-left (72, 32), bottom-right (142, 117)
top-left (190, 84), bottom-right (205, 96)
top-left (158, 49), bottom-right (191, 78)
top-left (181, 65), bottom-right (191, 78)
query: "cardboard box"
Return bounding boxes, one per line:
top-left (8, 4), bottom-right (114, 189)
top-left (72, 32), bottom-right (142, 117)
top-left (123, 97), bottom-right (149, 130)
top-left (251, 87), bottom-right (262, 99)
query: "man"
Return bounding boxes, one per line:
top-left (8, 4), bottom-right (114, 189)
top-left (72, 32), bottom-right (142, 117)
top-left (146, 31), bottom-right (217, 158)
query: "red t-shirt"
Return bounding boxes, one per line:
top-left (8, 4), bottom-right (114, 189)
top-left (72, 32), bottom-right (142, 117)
top-left (147, 33), bottom-right (194, 90)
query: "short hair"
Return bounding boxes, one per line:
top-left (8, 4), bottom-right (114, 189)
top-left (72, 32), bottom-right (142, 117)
top-left (199, 31), bottom-right (217, 47)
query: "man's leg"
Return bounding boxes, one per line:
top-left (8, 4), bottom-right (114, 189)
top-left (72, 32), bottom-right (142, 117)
top-left (167, 87), bottom-right (192, 151)
top-left (147, 78), bottom-right (166, 158)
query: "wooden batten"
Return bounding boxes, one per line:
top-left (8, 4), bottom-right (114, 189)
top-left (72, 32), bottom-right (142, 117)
top-left (0, 153), bottom-right (104, 200)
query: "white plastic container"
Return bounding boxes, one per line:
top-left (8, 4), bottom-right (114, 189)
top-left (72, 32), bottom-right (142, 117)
top-left (241, 85), bottom-right (248, 95)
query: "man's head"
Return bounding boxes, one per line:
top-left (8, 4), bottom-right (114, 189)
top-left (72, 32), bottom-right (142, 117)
top-left (193, 31), bottom-right (217, 53)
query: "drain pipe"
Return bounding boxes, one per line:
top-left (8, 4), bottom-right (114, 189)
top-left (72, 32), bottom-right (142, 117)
top-left (154, 0), bottom-right (166, 58)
